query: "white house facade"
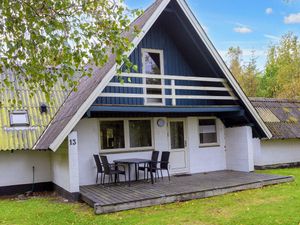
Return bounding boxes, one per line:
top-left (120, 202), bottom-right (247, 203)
top-left (0, 0), bottom-right (273, 200)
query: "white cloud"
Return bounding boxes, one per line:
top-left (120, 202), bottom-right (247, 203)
top-left (266, 8), bottom-right (273, 15)
top-left (233, 26), bottom-right (252, 34)
top-left (264, 34), bottom-right (280, 41)
top-left (284, 13), bottom-right (300, 24)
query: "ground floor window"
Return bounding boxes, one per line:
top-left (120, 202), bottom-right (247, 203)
top-left (100, 120), bottom-right (125, 149)
top-left (129, 120), bottom-right (152, 148)
top-left (100, 119), bottom-right (153, 152)
top-left (199, 119), bottom-right (218, 147)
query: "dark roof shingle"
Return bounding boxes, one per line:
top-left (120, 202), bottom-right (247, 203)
top-left (250, 97), bottom-right (300, 139)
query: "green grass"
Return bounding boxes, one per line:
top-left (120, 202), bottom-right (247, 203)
top-left (0, 168), bottom-right (300, 225)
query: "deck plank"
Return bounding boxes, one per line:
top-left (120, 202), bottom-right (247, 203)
top-left (79, 170), bottom-right (293, 214)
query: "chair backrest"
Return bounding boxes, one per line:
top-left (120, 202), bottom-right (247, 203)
top-left (100, 155), bottom-right (111, 174)
top-left (150, 151), bottom-right (159, 169)
top-left (93, 154), bottom-right (103, 173)
top-left (160, 151), bottom-right (170, 170)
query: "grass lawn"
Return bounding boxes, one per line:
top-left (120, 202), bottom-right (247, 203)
top-left (0, 168), bottom-right (300, 225)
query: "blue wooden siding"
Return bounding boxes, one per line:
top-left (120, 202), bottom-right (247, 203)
top-left (95, 18), bottom-right (234, 107)
top-left (128, 20), bottom-right (195, 75)
top-left (96, 20), bottom-right (218, 106)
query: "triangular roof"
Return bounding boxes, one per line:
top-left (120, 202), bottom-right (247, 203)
top-left (34, 0), bottom-right (272, 151)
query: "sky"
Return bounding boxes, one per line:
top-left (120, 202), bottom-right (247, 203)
top-left (125, 0), bottom-right (300, 70)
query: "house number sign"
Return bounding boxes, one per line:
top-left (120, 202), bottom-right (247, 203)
top-left (69, 139), bottom-right (77, 146)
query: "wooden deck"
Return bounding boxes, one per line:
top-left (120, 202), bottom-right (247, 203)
top-left (80, 170), bottom-right (293, 214)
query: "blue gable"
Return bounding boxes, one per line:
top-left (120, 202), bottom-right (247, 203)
top-left (128, 20), bottom-right (194, 76)
top-left (94, 1), bottom-right (238, 108)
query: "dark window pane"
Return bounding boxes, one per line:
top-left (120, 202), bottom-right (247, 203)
top-left (144, 52), bottom-right (161, 74)
top-left (200, 133), bottom-right (217, 144)
top-left (129, 120), bottom-right (152, 148)
top-left (146, 78), bottom-right (161, 85)
top-left (199, 119), bottom-right (216, 126)
top-left (170, 121), bottom-right (184, 149)
top-left (146, 88), bottom-right (162, 95)
top-left (100, 121), bottom-right (125, 149)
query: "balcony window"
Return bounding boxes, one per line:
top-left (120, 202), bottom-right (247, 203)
top-left (142, 49), bottom-right (164, 105)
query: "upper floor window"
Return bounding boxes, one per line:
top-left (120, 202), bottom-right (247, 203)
top-left (142, 49), bottom-right (164, 105)
top-left (143, 49), bottom-right (163, 74)
top-left (10, 110), bottom-right (29, 127)
top-left (199, 119), bottom-right (219, 147)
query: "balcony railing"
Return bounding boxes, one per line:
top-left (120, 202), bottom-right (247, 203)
top-left (99, 73), bottom-right (237, 106)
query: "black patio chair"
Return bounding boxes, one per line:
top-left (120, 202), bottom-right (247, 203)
top-left (100, 155), bottom-right (126, 184)
top-left (93, 154), bottom-right (104, 184)
top-left (157, 151), bottom-right (170, 181)
top-left (138, 151), bottom-right (159, 181)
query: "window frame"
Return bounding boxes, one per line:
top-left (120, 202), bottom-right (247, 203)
top-left (99, 119), bottom-right (125, 150)
top-left (9, 110), bottom-right (30, 127)
top-left (198, 117), bottom-right (220, 148)
top-left (99, 118), bottom-right (154, 154)
top-left (141, 48), bottom-right (165, 106)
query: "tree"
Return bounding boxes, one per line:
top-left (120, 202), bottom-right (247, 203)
top-left (261, 32), bottom-right (300, 99)
top-left (257, 46), bottom-right (279, 97)
top-left (0, 0), bottom-right (141, 103)
top-left (227, 46), bottom-right (243, 81)
top-left (227, 47), bottom-right (259, 96)
top-left (241, 51), bottom-right (259, 97)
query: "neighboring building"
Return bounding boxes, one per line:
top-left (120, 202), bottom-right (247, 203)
top-left (0, 0), bottom-right (272, 199)
top-left (251, 97), bottom-right (300, 168)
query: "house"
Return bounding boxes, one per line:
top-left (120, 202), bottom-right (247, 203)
top-left (0, 0), bottom-right (276, 202)
top-left (251, 97), bottom-right (300, 169)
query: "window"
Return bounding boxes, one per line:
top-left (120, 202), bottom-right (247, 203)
top-left (142, 49), bottom-right (164, 105)
top-left (100, 121), bottom-right (125, 150)
top-left (170, 121), bottom-right (185, 149)
top-left (199, 119), bottom-right (218, 146)
top-left (99, 119), bottom-right (153, 152)
top-left (10, 111), bottom-right (29, 126)
top-left (143, 50), bottom-right (162, 74)
top-left (129, 120), bottom-right (152, 148)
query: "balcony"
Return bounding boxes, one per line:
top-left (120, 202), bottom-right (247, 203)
top-left (98, 73), bottom-right (237, 107)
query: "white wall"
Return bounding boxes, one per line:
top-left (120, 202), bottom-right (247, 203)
top-left (51, 140), bottom-right (70, 191)
top-left (187, 117), bottom-right (227, 174)
top-left (254, 138), bottom-right (300, 166)
top-left (75, 117), bottom-right (229, 186)
top-left (225, 126), bottom-right (254, 172)
top-left (0, 150), bottom-right (51, 187)
top-left (75, 118), bottom-right (165, 186)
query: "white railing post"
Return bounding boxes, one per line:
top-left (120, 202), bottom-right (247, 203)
top-left (171, 79), bottom-right (176, 106)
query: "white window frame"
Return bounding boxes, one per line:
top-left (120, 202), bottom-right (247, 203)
top-left (9, 110), bottom-right (29, 127)
top-left (198, 117), bottom-right (220, 148)
top-left (141, 48), bottom-right (165, 106)
top-left (99, 118), bottom-right (154, 154)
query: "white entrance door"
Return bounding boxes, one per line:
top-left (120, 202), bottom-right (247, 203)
top-left (168, 119), bottom-right (189, 174)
